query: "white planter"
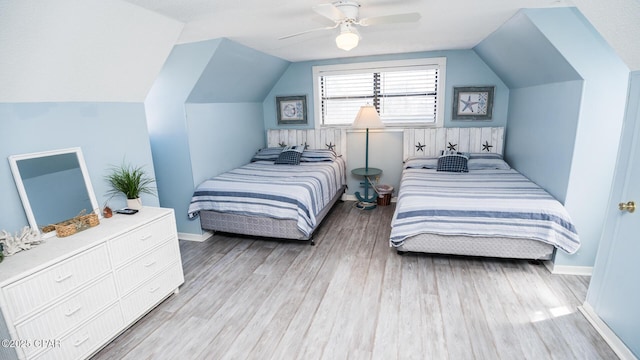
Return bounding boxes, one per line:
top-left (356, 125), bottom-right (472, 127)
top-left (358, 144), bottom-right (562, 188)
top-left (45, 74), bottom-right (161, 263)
top-left (126, 198), bottom-right (143, 210)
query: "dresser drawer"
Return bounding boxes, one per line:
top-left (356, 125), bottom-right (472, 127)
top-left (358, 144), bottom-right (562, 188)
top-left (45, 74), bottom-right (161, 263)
top-left (108, 215), bottom-right (175, 267)
top-left (16, 274), bottom-right (118, 357)
top-left (120, 263), bottom-right (183, 322)
top-left (3, 244), bottom-right (110, 322)
top-left (33, 304), bottom-right (123, 360)
top-left (114, 240), bottom-right (180, 295)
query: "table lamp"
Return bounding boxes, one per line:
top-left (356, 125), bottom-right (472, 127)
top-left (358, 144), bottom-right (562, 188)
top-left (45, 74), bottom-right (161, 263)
top-left (352, 104), bottom-right (384, 171)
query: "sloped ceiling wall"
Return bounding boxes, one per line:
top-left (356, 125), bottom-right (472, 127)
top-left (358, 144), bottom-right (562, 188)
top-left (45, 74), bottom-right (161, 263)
top-left (0, 0), bottom-right (184, 103)
top-left (187, 39), bottom-right (290, 103)
top-left (474, 11), bottom-right (581, 88)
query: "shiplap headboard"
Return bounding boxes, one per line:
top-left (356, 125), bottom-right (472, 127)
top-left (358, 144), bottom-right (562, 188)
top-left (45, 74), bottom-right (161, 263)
top-left (267, 128), bottom-right (347, 160)
top-left (404, 127), bottom-right (504, 160)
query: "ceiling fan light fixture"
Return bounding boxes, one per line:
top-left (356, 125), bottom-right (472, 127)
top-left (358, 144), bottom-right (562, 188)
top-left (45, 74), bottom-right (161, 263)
top-left (336, 24), bottom-right (359, 51)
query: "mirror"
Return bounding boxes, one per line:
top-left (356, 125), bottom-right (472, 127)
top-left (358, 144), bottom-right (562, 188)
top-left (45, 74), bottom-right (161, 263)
top-left (9, 147), bottom-right (100, 238)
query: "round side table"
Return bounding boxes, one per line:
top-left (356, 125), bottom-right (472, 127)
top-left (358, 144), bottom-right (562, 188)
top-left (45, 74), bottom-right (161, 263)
top-left (351, 167), bottom-right (382, 209)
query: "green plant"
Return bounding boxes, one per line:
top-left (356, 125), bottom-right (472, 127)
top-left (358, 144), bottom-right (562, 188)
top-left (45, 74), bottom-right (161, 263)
top-left (105, 163), bottom-right (156, 200)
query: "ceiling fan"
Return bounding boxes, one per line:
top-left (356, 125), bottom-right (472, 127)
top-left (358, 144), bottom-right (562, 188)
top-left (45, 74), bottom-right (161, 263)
top-left (279, 1), bottom-right (421, 51)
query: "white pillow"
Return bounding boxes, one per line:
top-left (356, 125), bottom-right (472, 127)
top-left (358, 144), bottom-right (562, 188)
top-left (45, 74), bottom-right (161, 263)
top-left (467, 153), bottom-right (510, 170)
top-left (404, 157), bottom-right (438, 169)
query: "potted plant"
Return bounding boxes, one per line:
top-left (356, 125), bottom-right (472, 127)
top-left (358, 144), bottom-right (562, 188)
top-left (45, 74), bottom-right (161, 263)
top-left (105, 162), bottom-right (156, 210)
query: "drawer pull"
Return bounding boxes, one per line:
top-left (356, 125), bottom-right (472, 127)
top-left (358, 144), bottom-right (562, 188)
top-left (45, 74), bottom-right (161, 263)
top-left (55, 273), bottom-right (74, 283)
top-left (140, 234), bottom-right (153, 241)
top-left (144, 260), bottom-right (157, 268)
top-left (73, 334), bottom-right (90, 347)
top-left (149, 286), bottom-right (160, 293)
top-left (65, 305), bottom-right (82, 317)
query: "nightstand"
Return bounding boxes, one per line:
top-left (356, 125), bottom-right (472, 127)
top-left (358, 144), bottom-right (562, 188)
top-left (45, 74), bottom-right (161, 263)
top-left (352, 167), bottom-right (382, 209)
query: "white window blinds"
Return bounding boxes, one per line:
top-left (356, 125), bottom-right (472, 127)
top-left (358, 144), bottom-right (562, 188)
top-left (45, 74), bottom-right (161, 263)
top-left (321, 73), bottom-right (374, 126)
top-left (315, 59), bottom-right (445, 127)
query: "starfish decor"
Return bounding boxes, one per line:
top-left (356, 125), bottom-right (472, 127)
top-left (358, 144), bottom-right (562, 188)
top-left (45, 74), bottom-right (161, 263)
top-left (461, 95), bottom-right (480, 112)
top-left (326, 142), bottom-right (336, 152)
top-left (447, 142), bottom-right (458, 151)
top-left (482, 141), bottom-right (493, 152)
top-left (415, 142), bottom-right (425, 152)
top-left (278, 142), bottom-right (287, 147)
top-left (303, 142), bottom-right (309, 150)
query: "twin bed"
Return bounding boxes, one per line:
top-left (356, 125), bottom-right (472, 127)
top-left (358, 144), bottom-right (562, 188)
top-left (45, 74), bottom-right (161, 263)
top-left (188, 129), bottom-right (347, 244)
top-left (391, 127), bottom-right (580, 259)
top-left (188, 126), bottom-right (580, 260)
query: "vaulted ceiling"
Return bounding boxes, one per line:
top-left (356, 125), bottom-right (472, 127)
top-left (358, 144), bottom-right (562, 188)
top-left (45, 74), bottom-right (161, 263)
top-left (123, 0), bottom-right (639, 69)
top-left (123, 0), bottom-right (571, 62)
top-left (1, 0), bottom-right (638, 103)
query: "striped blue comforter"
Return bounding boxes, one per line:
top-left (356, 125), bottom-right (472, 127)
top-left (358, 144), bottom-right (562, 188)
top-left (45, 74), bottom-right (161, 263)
top-left (390, 169), bottom-right (580, 254)
top-left (188, 157), bottom-right (346, 237)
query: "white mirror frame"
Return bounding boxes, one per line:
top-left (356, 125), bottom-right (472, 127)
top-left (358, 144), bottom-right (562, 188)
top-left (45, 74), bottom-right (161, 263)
top-left (9, 147), bottom-right (101, 238)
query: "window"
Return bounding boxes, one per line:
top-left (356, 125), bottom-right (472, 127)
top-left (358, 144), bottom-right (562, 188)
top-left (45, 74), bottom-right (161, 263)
top-left (313, 58), bottom-right (446, 127)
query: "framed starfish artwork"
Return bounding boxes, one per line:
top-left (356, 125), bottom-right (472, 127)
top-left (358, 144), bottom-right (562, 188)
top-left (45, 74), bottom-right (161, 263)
top-left (452, 86), bottom-right (494, 120)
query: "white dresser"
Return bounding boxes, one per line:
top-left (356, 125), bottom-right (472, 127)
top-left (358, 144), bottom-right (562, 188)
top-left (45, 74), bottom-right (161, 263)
top-left (0, 207), bottom-right (184, 360)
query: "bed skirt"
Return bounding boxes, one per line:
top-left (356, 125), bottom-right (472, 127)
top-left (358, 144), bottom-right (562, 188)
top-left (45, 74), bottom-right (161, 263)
top-left (200, 186), bottom-right (346, 242)
top-left (396, 233), bottom-right (555, 260)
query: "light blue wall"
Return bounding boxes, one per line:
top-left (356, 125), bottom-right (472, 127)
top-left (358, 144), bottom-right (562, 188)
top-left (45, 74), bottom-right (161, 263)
top-left (527, 8), bottom-right (629, 268)
top-left (586, 71), bottom-right (640, 357)
top-left (477, 8), bottom-right (629, 268)
top-left (0, 102), bottom-right (158, 234)
top-left (188, 39), bottom-right (289, 103)
top-left (264, 50), bottom-right (509, 129)
top-left (186, 103), bottom-right (266, 186)
top-left (504, 81), bottom-right (583, 202)
top-left (146, 38), bottom-right (288, 236)
top-left (145, 39), bottom-right (222, 235)
top-left (475, 10), bottom-right (584, 205)
top-left (473, 12), bottom-right (581, 88)
top-left (263, 50), bottom-right (508, 195)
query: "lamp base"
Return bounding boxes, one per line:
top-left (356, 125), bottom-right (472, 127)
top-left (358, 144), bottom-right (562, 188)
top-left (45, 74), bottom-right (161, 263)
top-left (355, 201), bottom-right (377, 210)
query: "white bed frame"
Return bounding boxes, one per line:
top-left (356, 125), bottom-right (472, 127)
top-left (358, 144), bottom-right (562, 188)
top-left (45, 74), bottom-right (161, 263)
top-left (267, 128), bottom-right (347, 161)
top-left (397, 127), bottom-right (555, 260)
top-left (403, 127), bottom-right (504, 159)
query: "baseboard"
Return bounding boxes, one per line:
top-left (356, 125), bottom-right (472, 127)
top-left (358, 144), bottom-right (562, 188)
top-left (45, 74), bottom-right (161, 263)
top-left (178, 231), bottom-right (213, 242)
top-left (341, 194), bottom-right (397, 203)
top-left (579, 303), bottom-right (637, 360)
top-left (543, 260), bottom-right (593, 275)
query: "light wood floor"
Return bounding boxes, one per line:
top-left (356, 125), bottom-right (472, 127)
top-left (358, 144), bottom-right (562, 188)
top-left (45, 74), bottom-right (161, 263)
top-left (92, 201), bottom-right (617, 360)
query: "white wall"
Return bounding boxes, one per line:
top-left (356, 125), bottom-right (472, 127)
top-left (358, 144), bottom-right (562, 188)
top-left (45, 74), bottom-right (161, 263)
top-left (0, 0), bottom-right (183, 102)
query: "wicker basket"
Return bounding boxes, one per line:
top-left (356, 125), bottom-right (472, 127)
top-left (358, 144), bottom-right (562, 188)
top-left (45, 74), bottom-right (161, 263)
top-left (53, 213), bottom-right (100, 238)
top-left (83, 213), bottom-right (100, 227)
top-left (55, 222), bottom-right (78, 238)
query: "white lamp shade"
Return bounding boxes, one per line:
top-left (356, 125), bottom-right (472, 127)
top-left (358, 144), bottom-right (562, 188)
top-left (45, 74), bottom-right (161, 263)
top-left (352, 105), bottom-right (384, 129)
top-left (336, 32), bottom-right (359, 51)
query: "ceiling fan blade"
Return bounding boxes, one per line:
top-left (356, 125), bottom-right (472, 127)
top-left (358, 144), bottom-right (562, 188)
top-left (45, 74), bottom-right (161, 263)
top-left (312, 3), bottom-right (346, 22)
top-left (358, 12), bottom-right (421, 27)
top-left (278, 24), bottom-right (339, 40)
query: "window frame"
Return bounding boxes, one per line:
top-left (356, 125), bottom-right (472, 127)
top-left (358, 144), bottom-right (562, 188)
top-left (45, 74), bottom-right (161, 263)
top-left (312, 57), bottom-right (447, 129)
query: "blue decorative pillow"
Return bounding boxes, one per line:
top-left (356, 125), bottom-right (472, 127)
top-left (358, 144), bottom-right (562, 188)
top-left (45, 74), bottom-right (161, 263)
top-left (275, 145), bottom-right (304, 165)
top-left (251, 147), bottom-right (283, 162)
top-left (437, 153), bottom-right (469, 172)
